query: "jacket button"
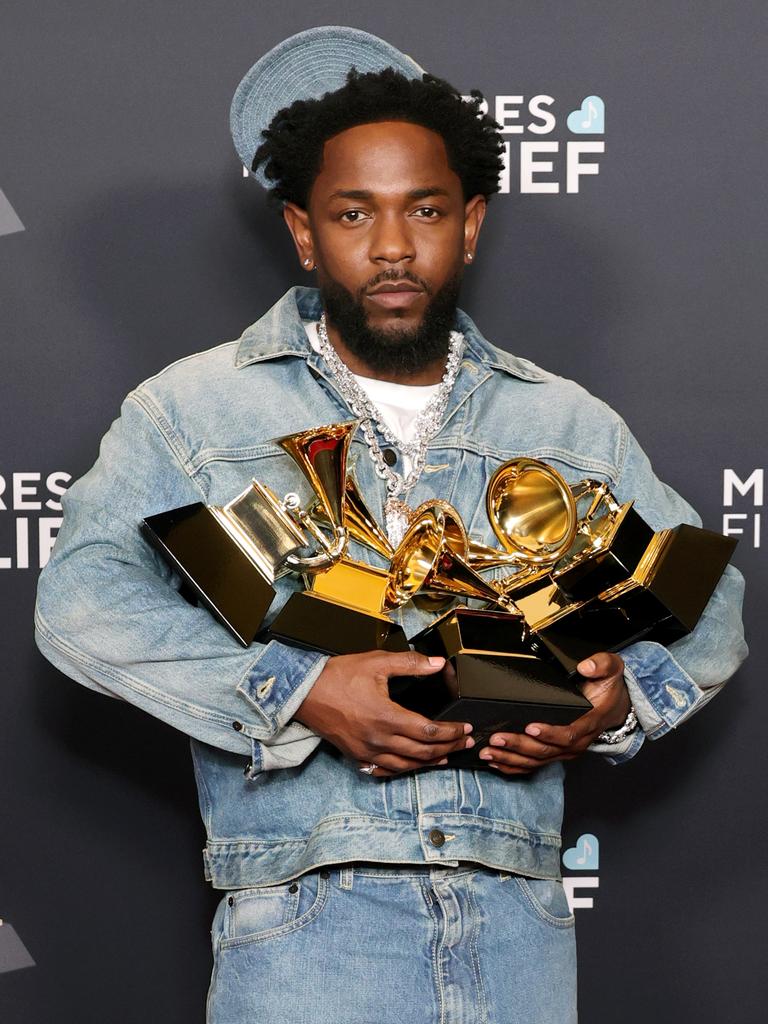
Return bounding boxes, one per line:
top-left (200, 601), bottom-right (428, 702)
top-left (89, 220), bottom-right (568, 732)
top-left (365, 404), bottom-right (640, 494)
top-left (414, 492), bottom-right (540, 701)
top-left (320, 870), bottom-right (330, 879)
top-left (232, 721), bottom-right (243, 732)
top-left (428, 828), bottom-right (446, 848)
top-left (288, 883), bottom-right (299, 893)
top-left (243, 761), bottom-right (252, 776)
top-left (382, 448), bottom-right (397, 466)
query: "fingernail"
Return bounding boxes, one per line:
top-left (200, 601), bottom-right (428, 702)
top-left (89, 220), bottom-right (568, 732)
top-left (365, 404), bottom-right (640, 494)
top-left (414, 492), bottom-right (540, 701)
top-left (428, 656), bottom-right (445, 667)
top-left (463, 723), bottom-right (474, 734)
top-left (490, 735), bottom-right (505, 747)
top-left (479, 750), bottom-right (493, 760)
top-left (578, 659), bottom-right (596, 674)
top-left (464, 737), bottom-right (475, 749)
top-left (526, 724), bottom-right (541, 737)
top-left (438, 758), bottom-right (448, 764)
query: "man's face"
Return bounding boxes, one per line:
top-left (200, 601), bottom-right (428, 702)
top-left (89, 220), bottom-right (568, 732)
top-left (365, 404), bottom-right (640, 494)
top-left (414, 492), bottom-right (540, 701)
top-left (284, 120), bottom-right (485, 374)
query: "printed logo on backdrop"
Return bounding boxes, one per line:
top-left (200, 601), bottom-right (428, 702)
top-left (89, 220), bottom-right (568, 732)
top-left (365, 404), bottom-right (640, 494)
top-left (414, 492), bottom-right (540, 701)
top-left (723, 469), bottom-right (762, 548)
top-left (238, 93), bottom-right (605, 195)
top-left (0, 188), bottom-right (24, 237)
top-left (471, 93), bottom-right (605, 195)
top-left (562, 832), bottom-right (600, 912)
top-left (0, 472), bottom-right (70, 569)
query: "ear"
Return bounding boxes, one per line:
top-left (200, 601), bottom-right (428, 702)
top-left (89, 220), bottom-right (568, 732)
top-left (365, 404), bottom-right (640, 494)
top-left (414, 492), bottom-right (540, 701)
top-left (283, 202), bottom-right (315, 271)
top-left (462, 195), bottom-right (487, 264)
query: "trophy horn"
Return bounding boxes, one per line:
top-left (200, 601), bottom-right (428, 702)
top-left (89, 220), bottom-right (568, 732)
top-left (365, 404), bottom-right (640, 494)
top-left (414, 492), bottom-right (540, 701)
top-left (487, 458), bottom-right (578, 572)
top-left (385, 498), bottom-right (511, 580)
top-left (384, 501), bottom-right (520, 615)
top-left (310, 473), bottom-right (395, 561)
top-left (274, 420), bottom-right (359, 572)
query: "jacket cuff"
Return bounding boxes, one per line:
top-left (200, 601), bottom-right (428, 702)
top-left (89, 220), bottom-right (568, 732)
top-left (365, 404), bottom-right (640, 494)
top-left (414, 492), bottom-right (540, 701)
top-left (589, 638), bottom-right (719, 766)
top-left (619, 639), bottom-right (717, 738)
top-left (251, 724), bottom-right (323, 774)
top-left (235, 640), bottom-right (329, 739)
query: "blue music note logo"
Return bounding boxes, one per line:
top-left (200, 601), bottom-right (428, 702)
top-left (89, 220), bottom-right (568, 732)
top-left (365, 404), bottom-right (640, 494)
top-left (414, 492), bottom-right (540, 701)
top-left (567, 96), bottom-right (605, 134)
top-left (563, 833), bottom-right (600, 870)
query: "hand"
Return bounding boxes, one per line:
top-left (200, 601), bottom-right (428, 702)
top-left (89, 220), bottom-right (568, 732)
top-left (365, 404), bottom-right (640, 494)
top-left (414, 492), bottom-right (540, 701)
top-left (477, 652), bottom-right (631, 775)
top-left (293, 649), bottom-right (475, 777)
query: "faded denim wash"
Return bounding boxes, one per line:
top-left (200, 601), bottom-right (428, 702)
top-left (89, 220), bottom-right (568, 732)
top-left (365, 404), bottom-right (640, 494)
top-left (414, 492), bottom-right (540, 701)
top-left (206, 864), bottom-right (577, 1024)
top-left (35, 286), bottom-right (747, 891)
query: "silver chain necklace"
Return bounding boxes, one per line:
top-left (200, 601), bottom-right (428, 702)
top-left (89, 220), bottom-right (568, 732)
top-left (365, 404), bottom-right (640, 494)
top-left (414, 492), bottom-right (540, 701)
top-left (316, 313), bottom-right (465, 545)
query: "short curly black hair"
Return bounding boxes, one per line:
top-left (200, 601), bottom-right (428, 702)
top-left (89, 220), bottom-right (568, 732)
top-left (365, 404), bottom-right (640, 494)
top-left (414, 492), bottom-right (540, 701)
top-left (253, 67), bottom-right (504, 209)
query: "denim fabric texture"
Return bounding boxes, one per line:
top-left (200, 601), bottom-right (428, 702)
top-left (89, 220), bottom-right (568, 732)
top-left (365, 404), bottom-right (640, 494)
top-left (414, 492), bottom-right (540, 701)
top-left (206, 864), bottom-right (577, 1024)
top-left (34, 286), bottom-right (747, 890)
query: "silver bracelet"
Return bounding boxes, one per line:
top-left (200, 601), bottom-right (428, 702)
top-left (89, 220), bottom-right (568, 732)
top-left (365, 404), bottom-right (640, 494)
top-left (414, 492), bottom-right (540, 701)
top-left (597, 706), bottom-right (638, 745)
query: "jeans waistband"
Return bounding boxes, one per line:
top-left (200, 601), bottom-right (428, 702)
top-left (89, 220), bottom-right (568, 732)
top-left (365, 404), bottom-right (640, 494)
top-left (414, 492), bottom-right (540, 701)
top-left (318, 862), bottom-right (510, 890)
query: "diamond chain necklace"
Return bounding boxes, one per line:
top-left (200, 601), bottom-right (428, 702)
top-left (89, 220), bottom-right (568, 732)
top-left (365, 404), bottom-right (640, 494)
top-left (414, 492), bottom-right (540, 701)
top-left (316, 313), bottom-right (465, 544)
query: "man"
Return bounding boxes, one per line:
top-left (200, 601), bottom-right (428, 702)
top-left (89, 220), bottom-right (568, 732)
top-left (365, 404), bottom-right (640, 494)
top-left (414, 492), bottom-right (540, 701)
top-left (34, 27), bottom-right (746, 1024)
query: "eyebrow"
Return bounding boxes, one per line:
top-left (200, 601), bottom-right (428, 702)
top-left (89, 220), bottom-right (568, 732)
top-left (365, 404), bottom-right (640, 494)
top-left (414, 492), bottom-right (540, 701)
top-left (327, 187), bottom-right (451, 201)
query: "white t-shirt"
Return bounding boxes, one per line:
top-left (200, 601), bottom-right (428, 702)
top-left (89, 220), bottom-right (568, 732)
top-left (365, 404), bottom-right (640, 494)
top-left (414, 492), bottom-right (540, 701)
top-left (304, 320), bottom-right (462, 477)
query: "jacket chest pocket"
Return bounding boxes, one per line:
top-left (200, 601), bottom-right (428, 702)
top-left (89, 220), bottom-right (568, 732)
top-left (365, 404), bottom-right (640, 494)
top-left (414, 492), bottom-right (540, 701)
top-left (440, 450), bottom-right (503, 548)
top-left (199, 450), bottom-right (321, 511)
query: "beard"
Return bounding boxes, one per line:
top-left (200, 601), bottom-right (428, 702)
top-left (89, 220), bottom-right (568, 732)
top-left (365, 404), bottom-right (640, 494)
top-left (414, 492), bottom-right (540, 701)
top-left (319, 268), bottom-right (462, 376)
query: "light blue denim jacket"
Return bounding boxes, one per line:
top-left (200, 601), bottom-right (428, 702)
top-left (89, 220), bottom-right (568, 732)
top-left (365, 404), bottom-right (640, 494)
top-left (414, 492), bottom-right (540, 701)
top-left (34, 287), bottom-right (747, 888)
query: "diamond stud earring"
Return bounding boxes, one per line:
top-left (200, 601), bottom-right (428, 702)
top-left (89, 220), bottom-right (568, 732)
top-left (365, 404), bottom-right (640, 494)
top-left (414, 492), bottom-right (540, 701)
top-left (303, 257), bottom-right (314, 268)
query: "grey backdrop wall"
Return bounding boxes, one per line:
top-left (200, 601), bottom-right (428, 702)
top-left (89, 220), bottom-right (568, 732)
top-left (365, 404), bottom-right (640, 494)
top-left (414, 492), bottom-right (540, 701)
top-left (2, 2), bottom-right (765, 1021)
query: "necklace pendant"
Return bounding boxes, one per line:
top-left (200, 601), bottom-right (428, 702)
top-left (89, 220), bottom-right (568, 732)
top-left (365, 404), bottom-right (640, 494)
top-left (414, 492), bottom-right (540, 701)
top-left (384, 497), bottom-right (413, 547)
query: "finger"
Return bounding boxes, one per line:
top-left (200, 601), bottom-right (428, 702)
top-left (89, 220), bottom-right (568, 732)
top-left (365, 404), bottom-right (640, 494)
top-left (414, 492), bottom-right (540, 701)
top-left (576, 652), bottom-right (624, 678)
top-left (485, 761), bottom-right (533, 775)
top-left (482, 732), bottom-right (561, 760)
top-left (489, 754), bottom-right (579, 774)
top-left (478, 746), bottom-right (549, 770)
top-left (365, 752), bottom-right (450, 775)
top-left (480, 742), bottom-right (581, 767)
top-left (387, 733), bottom-right (475, 762)
top-left (376, 649), bottom-right (447, 678)
top-left (391, 709), bottom-right (473, 745)
top-left (523, 717), bottom-right (596, 749)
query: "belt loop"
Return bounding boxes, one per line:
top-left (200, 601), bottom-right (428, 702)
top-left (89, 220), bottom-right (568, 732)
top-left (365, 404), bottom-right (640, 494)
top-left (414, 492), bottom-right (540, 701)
top-left (340, 866), bottom-right (354, 890)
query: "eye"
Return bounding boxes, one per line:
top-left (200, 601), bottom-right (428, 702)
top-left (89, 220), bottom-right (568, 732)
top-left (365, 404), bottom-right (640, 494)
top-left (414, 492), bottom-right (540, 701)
top-left (412, 206), bottom-right (441, 219)
top-left (339, 209), bottom-right (369, 223)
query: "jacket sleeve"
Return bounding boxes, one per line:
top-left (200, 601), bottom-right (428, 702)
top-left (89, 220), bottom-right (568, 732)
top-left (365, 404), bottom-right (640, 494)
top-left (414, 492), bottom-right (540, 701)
top-left (34, 391), bottom-right (327, 773)
top-left (588, 417), bottom-right (748, 765)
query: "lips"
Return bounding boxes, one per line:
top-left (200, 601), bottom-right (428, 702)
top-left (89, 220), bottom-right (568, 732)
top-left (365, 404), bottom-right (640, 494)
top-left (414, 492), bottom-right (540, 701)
top-left (366, 282), bottom-right (424, 310)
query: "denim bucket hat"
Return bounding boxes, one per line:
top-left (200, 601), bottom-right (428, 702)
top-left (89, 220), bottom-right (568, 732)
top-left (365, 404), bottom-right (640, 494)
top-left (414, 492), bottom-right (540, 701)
top-left (230, 26), bottom-right (425, 187)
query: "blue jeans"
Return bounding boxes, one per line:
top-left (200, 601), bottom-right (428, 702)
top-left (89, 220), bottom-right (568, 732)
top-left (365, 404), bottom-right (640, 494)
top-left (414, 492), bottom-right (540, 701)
top-left (207, 864), bottom-right (577, 1023)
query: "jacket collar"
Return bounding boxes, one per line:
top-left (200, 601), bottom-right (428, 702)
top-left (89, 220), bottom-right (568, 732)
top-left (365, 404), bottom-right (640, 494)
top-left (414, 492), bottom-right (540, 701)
top-left (233, 286), bottom-right (547, 383)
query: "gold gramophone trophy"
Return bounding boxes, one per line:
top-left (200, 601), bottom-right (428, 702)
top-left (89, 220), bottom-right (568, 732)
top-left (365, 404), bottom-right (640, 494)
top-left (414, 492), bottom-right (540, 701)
top-left (388, 487), bottom-right (594, 765)
top-left (271, 486), bottom-right (523, 658)
top-left (265, 428), bottom-right (418, 654)
top-left (489, 459), bottom-right (737, 672)
top-left (141, 422), bottom-right (359, 646)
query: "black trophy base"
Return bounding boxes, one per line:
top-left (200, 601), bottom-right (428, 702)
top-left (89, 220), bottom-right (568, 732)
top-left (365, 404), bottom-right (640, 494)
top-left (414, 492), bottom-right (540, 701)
top-left (553, 504), bottom-right (655, 602)
top-left (398, 608), bottom-right (592, 768)
top-left (537, 523), bottom-right (738, 672)
top-left (142, 503), bottom-right (275, 647)
top-left (268, 590), bottom-right (409, 655)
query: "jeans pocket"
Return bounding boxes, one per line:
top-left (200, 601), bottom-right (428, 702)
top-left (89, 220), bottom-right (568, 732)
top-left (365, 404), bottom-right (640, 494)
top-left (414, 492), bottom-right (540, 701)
top-left (513, 877), bottom-right (575, 929)
top-left (218, 871), bottom-right (330, 949)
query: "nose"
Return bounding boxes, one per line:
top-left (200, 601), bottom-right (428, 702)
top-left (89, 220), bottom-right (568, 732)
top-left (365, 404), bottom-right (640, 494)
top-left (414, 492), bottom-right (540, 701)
top-left (370, 212), bottom-right (415, 265)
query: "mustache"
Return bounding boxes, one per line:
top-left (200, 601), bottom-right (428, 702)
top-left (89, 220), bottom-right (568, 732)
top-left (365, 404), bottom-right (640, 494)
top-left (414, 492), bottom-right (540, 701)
top-left (361, 269), bottom-right (432, 295)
